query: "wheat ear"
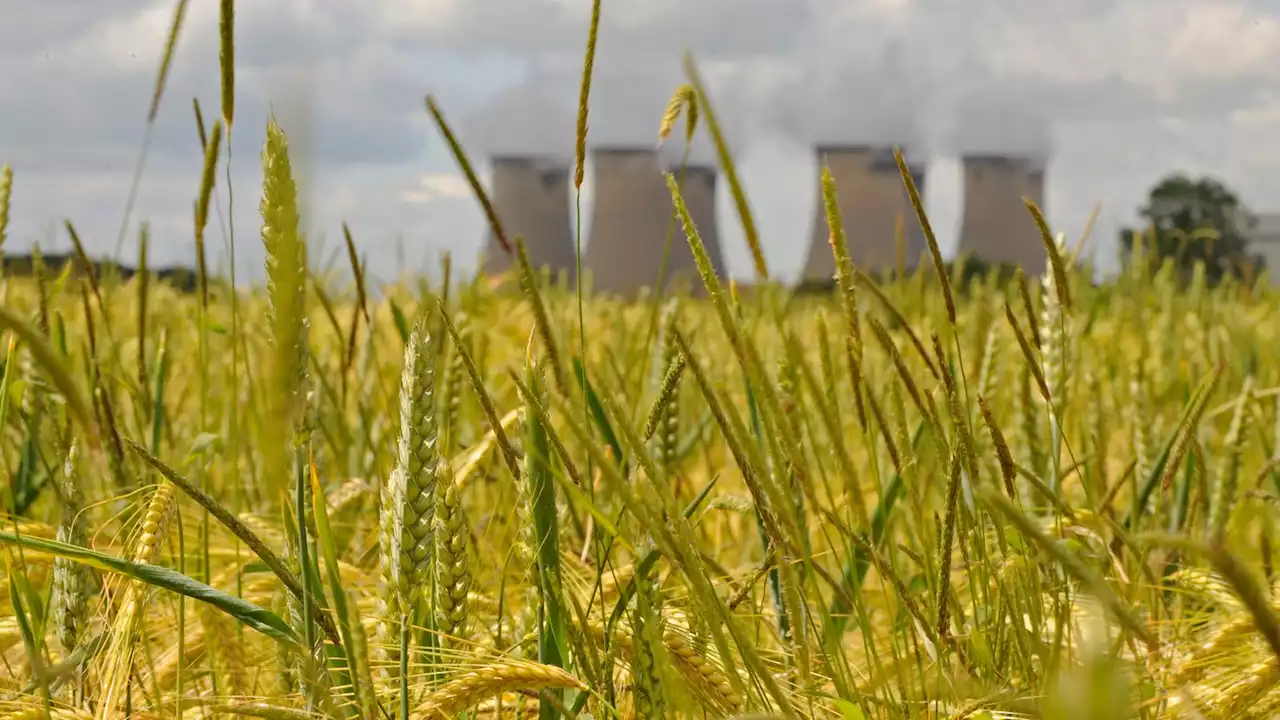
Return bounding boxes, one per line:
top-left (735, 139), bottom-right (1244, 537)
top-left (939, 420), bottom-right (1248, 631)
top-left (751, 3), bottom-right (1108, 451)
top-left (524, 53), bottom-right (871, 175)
top-left (630, 555), bottom-right (665, 719)
top-left (377, 320), bottom-right (441, 677)
top-left (93, 481), bottom-right (177, 719)
top-left (260, 115), bottom-right (308, 501)
top-left (434, 462), bottom-right (471, 651)
top-left (658, 84), bottom-right (698, 145)
top-left (411, 662), bottom-right (586, 719)
top-left (1209, 378), bottom-right (1253, 539)
top-left (2, 708), bottom-right (92, 720)
top-left (49, 441), bottom-right (91, 661)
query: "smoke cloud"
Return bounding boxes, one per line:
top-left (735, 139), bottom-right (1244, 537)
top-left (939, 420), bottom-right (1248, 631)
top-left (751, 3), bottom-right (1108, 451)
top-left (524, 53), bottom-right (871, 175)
top-left (579, 54), bottom-right (744, 168)
top-left (371, 0), bottom-right (812, 60)
top-left (458, 53), bottom-right (744, 171)
top-left (462, 68), bottom-right (577, 162)
top-left (945, 84), bottom-right (1053, 161)
top-left (757, 39), bottom-right (928, 159)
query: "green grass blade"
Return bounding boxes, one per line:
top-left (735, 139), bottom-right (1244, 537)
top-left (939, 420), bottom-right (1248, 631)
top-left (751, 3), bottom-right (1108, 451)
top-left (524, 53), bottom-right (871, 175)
top-left (124, 438), bottom-right (342, 647)
top-left (571, 357), bottom-right (625, 474)
top-left (0, 530), bottom-right (299, 648)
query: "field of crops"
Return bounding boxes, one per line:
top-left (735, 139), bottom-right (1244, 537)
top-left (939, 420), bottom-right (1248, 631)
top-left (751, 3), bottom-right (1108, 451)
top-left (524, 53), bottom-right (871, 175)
top-left (4, 2), bottom-right (1280, 719)
top-left (0, 161), bottom-right (1277, 720)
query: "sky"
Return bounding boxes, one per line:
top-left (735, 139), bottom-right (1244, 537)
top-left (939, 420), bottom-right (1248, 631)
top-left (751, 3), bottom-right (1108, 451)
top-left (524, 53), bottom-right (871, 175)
top-left (2, 0), bottom-right (1280, 286)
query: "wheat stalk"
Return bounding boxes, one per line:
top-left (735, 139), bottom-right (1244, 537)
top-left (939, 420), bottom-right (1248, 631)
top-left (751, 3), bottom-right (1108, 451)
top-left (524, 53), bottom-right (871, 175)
top-left (147, 0), bottom-right (188, 123)
top-left (894, 148), bottom-right (953, 324)
top-left (0, 164), bottom-right (11, 251)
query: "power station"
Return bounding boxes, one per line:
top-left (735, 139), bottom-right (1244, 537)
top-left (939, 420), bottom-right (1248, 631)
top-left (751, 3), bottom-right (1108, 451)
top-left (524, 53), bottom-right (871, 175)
top-left (471, 110), bottom-right (1053, 289)
top-left (584, 148), bottom-right (726, 298)
top-left (481, 154), bottom-right (576, 281)
top-left (801, 146), bottom-right (926, 283)
top-left (957, 154), bottom-right (1047, 275)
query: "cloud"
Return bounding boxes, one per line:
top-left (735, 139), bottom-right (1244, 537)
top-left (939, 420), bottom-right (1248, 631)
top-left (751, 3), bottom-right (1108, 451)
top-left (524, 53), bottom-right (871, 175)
top-left (578, 55), bottom-right (747, 166)
top-left (4, 0), bottom-right (1280, 285)
top-left (943, 85), bottom-right (1053, 160)
top-left (758, 40), bottom-right (925, 152)
top-left (1231, 92), bottom-right (1280, 129)
top-left (368, 0), bottom-right (813, 58)
top-left (460, 67), bottom-right (578, 161)
top-left (402, 174), bottom-right (474, 203)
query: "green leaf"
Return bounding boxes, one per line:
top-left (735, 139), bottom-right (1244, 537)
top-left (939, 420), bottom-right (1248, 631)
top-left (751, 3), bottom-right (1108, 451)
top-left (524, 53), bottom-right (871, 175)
top-left (571, 357), bottom-right (626, 476)
top-left (309, 462), bottom-right (367, 715)
top-left (833, 698), bottom-right (866, 720)
top-left (1125, 364), bottom-right (1223, 530)
top-left (125, 439), bottom-right (341, 647)
top-left (0, 529), bottom-right (298, 648)
top-left (8, 569), bottom-right (51, 711)
top-left (389, 298), bottom-right (410, 345)
top-left (524, 361), bottom-right (568, 682)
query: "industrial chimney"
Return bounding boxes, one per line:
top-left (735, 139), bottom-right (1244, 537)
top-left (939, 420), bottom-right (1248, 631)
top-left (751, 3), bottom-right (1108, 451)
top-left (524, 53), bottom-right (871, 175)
top-left (957, 154), bottom-right (1047, 275)
top-left (481, 154), bottom-right (575, 281)
top-left (801, 146), bottom-right (925, 282)
top-left (584, 148), bottom-right (726, 298)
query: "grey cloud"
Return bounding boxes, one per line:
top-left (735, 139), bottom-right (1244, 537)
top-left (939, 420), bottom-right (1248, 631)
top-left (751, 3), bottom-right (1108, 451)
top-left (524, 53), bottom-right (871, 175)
top-left (0, 1), bottom-right (143, 59)
top-left (595, 0), bottom-right (815, 57)
top-left (995, 74), bottom-right (1166, 124)
top-left (459, 68), bottom-right (578, 162)
top-left (758, 40), bottom-right (926, 153)
top-left (231, 2), bottom-right (374, 69)
top-left (6, 0), bottom-right (1280, 286)
top-left (941, 85), bottom-right (1054, 159)
top-left (371, 0), bottom-right (812, 59)
top-left (576, 53), bottom-right (746, 166)
top-left (0, 10), bottom-right (432, 175)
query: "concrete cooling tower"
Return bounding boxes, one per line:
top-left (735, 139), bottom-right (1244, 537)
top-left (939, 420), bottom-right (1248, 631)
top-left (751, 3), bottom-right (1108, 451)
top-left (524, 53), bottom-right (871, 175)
top-left (481, 155), bottom-right (576, 281)
top-left (584, 148), bottom-right (726, 298)
top-left (801, 146), bottom-right (926, 282)
top-left (957, 155), bottom-right (1047, 275)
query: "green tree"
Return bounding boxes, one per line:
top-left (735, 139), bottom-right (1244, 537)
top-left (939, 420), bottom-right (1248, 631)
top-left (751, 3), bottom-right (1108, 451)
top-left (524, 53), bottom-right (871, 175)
top-left (1120, 174), bottom-right (1263, 284)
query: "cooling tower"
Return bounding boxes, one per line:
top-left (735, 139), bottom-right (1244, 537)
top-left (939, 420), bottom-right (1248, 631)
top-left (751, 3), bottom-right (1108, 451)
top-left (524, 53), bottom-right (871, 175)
top-left (957, 155), bottom-right (1047, 275)
top-left (800, 146), bottom-right (925, 283)
top-left (481, 155), bottom-right (575, 281)
top-left (584, 148), bottom-right (726, 298)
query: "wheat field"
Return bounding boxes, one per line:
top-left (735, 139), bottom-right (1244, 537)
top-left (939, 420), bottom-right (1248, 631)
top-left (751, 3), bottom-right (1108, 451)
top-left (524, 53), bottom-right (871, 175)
top-left (1, 2), bottom-right (1279, 719)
